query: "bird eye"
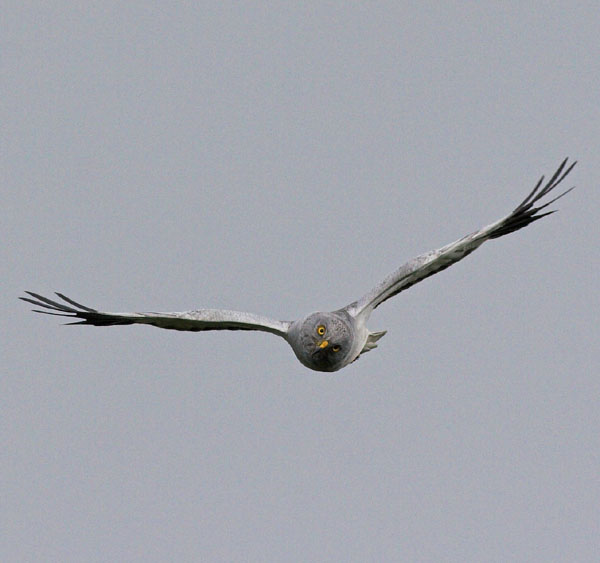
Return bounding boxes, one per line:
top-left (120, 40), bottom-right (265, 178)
top-left (317, 325), bottom-right (326, 336)
top-left (332, 345), bottom-right (341, 352)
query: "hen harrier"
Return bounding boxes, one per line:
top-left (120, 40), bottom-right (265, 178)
top-left (21, 159), bottom-right (576, 372)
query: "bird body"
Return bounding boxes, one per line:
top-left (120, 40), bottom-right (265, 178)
top-left (21, 159), bottom-right (576, 372)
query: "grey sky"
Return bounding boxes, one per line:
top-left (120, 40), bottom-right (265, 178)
top-left (3, 3), bottom-right (599, 561)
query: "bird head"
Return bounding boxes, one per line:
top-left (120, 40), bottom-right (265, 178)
top-left (287, 311), bottom-right (354, 372)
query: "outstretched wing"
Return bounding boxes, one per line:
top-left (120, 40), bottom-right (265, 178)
top-left (20, 292), bottom-right (291, 338)
top-left (346, 158), bottom-right (576, 319)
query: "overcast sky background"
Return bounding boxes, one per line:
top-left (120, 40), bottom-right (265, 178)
top-left (3, 3), bottom-right (599, 561)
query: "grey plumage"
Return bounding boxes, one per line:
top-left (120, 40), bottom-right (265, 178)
top-left (21, 292), bottom-right (290, 336)
top-left (21, 159), bottom-right (576, 372)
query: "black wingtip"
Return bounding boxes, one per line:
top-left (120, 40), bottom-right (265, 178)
top-left (54, 292), bottom-right (97, 312)
top-left (514, 158), bottom-right (576, 212)
top-left (491, 158), bottom-right (577, 240)
top-left (19, 290), bottom-right (102, 323)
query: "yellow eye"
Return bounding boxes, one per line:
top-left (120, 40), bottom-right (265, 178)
top-left (317, 325), bottom-right (326, 336)
top-left (332, 345), bottom-right (341, 352)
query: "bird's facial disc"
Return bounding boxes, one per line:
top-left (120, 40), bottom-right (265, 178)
top-left (297, 314), bottom-right (351, 372)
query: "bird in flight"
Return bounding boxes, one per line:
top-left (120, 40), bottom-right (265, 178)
top-left (22, 159), bottom-right (576, 372)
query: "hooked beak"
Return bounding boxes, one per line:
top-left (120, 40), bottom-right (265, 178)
top-left (317, 340), bottom-right (329, 349)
